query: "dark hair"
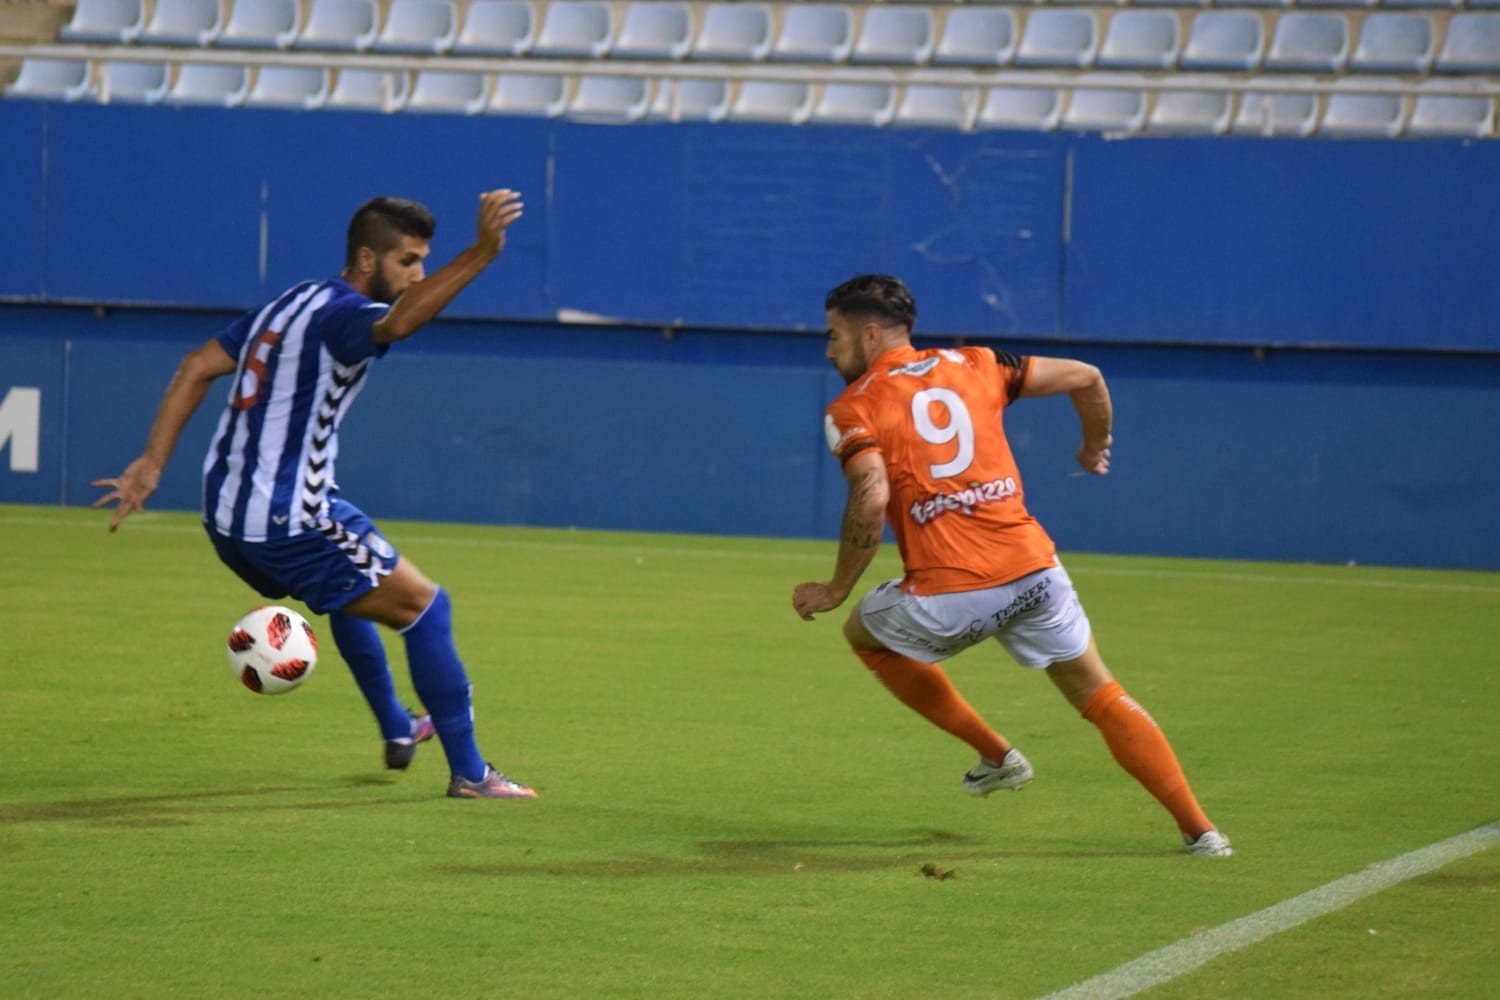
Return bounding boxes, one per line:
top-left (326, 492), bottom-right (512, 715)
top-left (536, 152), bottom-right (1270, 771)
top-left (345, 197), bottom-right (436, 267)
top-left (824, 274), bottom-right (917, 332)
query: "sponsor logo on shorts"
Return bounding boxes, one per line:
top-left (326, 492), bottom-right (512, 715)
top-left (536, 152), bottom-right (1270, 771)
top-left (991, 577), bottom-right (1051, 630)
top-left (890, 625), bottom-right (951, 656)
top-left (909, 477), bottom-right (1019, 526)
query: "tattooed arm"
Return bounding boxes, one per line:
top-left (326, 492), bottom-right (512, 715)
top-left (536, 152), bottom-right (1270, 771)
top-left (792, 450), bottom-right (890, 621)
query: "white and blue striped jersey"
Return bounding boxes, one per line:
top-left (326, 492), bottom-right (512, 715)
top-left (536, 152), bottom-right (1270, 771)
top-left (203, 277), bottom-right (390, 542)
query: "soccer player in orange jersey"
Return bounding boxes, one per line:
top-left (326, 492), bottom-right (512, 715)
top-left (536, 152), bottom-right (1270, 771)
top-left (792, 274), bottom-right (1231, 857)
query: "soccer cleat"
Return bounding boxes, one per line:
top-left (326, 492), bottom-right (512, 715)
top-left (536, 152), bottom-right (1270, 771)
top-left (1185, 830), bottom-right (1233, 857)
top-left (447, 764), bottom-right (538, 800)
top-left (962, 748), bottom-right (1034, 796)
top-left (383, 712), bottom-right (436, 771)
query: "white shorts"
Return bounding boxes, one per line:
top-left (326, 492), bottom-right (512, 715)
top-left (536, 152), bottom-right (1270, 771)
top-left (857, 564), bottom-right (1092, 668)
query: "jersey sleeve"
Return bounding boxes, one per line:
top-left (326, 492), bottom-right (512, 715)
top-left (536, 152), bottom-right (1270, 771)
top-left (823, 396), bottom-right (880, 467)
top-left (991, 349), bottom-right (1033, 405)
top-left (214, 309), bottom-right (258, 361)
top-left (322, 298), bottom-right (392, 365)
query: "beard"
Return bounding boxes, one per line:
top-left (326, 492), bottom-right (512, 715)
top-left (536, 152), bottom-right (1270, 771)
top-left (367, 269), bottom-right (396, 305)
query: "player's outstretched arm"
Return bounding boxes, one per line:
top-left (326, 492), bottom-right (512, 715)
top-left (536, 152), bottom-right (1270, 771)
top-left (374, 188), bottom-right (524, 344)
top-left (91, 339), bottom-right (236, 532)
top-left (1022, 357), bottom-right (1114, 476)
top-left (793, 451), bottom-right (889, 621)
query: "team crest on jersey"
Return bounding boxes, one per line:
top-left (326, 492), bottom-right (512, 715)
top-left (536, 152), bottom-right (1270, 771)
top-left (364, 532), bottom-right (395, 561)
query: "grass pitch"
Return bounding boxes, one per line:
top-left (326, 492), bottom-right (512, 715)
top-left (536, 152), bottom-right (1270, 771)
top-left (1, 504), bottom-right (1496, 998)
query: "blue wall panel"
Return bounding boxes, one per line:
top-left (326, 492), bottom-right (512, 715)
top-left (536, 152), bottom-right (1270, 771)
top-left (1064, 137), bottom-right (1500, 352)
top-left (0, 102), bottom-right (47, 301)
top-left (10, 102), bottom-right (1495, 352)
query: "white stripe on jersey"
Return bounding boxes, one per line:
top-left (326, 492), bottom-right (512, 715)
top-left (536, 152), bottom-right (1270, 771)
top-left (243, 285), bottom-right (331, 535)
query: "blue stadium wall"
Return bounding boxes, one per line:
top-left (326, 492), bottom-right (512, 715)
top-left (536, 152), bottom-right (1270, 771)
top-left (2, 102), bottom-right (1498, 570)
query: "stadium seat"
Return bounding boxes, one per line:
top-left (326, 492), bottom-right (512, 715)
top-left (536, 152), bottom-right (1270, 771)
top-left (373, 0), bottom-right (458, 53)
top-left (728, 80), bottom-right (814, 124)
top-left (1349, 13), bottom-right (1435, 73)
top-left (648, 78), bottom-right (731, 121)
top-left (1407, 94), bottom-right (1494, 138)
top-left (851, 7), bottom-right (934, 66)
top-left (932, 9), bottom-right (1017, 67)
top-left (531, 1), bottom-right (613, 58)
top-left (893, 85), bottom-right (977, 130)
top-left (1319, 93), bottom-right (1405, 138)
top-left (1147, 90), bottom-right (1233, 134)
top-left (4, 59), bottom-right (93, 101)
top-left (612, 3), bottom-right (693, 60)
top-left (1265, 13), bottom-right (1350, 72)
top-left (1232, 88), bottom-right (1319, 137)
top-left (245, 65), bottom-right (330, 108)
top-left (452, 0), bottom-right (534, 56)
top-left (218, 0), bottom-right (302, 49)
top-left (325, 68), bottom-right (410, 111)
top-left (165, 63), bottom-right (250, 106)
top-left (1096, 11), bottom-right (1181, 70)
top-left (408, 70), bottom-right (490, 113)
top-left (568, 75), bottom-right (653, 121)
top-left (811, 83), bottom-right (897, 126)
top-left (295, 0), bottom-right (378, 51)
top-left (1180, 12), bottom-right (1265, 71)
top-left (96, 61), bottom-right (170, 103)
top-left (139, 0), bottom-right (225, 46)
top-left (770, 5), bottom-right (855, 63)
top-left (487, 73), bottom-right (569, 116)
top-left (691, 5), bottom-right (773, 62)
top-left (1015, 10), bottom-right (1100, 69)
top-left (59, 0), bottom-right (145, 43)
top-left (1062, 80), bottom-right (1147, 134)
top-left (975, 86), bottom-right (1062, 131)
top-left (1436, 15), bottom-right (1500, 73)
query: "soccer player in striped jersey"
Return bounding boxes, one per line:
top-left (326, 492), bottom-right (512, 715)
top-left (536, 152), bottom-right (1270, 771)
top-left (792, 274), bottom-right (1230, 856)
top-left (93, 190), bottom-right (535, 799)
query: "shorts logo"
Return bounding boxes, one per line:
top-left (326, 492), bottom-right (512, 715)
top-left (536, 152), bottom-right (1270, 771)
top-left (364, 532), bottom-right (395, 561)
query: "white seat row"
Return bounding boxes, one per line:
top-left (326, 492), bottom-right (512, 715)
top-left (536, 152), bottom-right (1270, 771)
top-left (53, 0), bottom-right (1500, 74)
top-left (7, 56), bottom-right (1493, 138)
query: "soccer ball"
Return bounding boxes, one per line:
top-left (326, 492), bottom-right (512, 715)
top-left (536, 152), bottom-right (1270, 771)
top-left (226, 605), bottom-right (318, 695)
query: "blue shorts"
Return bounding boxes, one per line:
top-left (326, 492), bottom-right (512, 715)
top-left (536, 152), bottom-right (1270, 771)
top-left (206, 498), bottom-right (400, 615)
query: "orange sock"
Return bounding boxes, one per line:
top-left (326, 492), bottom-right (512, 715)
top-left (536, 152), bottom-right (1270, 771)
top-left (1082, 681), bottom-right (1214, 838)
top-left (853, 647), bottom-right (1012, 764)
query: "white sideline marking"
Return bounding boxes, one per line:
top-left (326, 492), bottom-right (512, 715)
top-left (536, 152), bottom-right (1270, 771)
top-left (4, 512), bottom-right (1499, 593)
top-left (1038, 822), bottom-right (1500, 1000)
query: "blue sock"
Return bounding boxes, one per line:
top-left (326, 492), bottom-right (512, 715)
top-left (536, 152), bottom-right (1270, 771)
top-left (401, 587), bottom-right (486, 782)
top-left (329, 612), bottom-right (411, 742)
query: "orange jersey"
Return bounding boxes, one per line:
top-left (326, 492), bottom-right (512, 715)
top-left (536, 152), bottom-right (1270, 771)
top-left (823, 344), bottom-right (1058, 595)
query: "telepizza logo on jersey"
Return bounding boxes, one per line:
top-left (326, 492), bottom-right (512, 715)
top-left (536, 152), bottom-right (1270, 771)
top-left (909, 477), bottom-right (1019, 526)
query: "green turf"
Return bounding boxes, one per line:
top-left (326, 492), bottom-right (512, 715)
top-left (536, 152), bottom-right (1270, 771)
top-left (2, 504), bottom-right (1496, 998)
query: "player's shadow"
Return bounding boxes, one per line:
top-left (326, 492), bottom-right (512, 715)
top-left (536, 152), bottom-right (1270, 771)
top-left (434, 827), bottom-right (1151, 878)
top-left (0, 777), bottom-right (414, 828)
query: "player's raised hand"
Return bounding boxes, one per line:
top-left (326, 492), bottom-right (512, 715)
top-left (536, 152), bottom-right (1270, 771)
top-left (91, 458), bottom-right (162, 532)
top-left (475, 188), bottom-right (524, 258)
